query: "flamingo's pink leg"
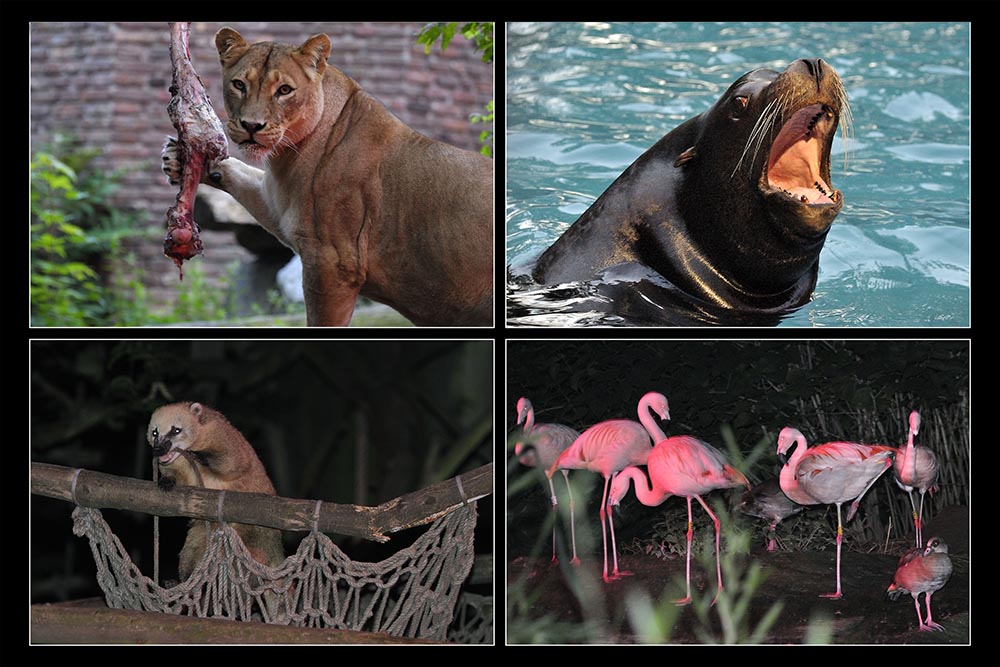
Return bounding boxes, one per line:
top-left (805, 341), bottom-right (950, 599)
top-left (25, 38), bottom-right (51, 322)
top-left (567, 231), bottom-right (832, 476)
top-left (821, 505), bottom-right (844, 599)
top-left (673, 497), bottom-right (695, 606)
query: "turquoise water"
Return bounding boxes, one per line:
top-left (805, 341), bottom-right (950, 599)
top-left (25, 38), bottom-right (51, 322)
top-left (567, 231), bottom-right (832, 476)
top-left (505, 22), bottom-right (970, 327)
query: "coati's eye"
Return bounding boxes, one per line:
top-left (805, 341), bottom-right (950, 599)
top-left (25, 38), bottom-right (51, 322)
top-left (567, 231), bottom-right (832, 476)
top-left (276, 84), bottom-right (294, 97)
top-left (151, 427), bottom-right (159, 440)
top-left (168, 426), bottom-right (182, 437)
top-left (232, 79), bottom-right (246, 92)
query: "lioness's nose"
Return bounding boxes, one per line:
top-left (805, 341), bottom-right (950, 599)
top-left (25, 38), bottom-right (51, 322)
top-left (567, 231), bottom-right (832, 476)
top-left (240, 120), bottom-right (266, 136)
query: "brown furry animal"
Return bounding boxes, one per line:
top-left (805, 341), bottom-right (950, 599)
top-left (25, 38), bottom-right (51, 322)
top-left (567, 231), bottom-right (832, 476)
top-left (162, 27), bottom-right (493, 326)
top-left (147, 401), bottom-right (285, 581)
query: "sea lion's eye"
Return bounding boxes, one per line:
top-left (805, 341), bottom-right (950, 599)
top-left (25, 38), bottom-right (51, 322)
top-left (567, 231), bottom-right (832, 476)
top-left (232, 79), bottom-right (246, 92)
top-left (276, 84), bottom-right (294, 97)
top-left (731, 95), bottom-right (750, 117)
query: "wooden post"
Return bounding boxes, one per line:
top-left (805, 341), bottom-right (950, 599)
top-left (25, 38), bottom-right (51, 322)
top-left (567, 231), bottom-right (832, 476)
top-left (31, 461), bottom-right (492, 543)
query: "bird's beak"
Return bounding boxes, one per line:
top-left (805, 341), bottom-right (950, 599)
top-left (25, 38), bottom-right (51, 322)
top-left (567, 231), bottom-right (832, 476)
top-left (777, 452), bottom-right (789, 467)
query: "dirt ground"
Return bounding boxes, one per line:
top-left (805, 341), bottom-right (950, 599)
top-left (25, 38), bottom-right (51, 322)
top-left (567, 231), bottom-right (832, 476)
top-left (506, 506), bottom-right (970, 645)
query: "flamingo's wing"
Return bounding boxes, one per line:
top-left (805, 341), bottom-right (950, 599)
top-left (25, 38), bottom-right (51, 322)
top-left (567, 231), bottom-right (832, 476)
top-left (796, 442), bottom-right (895, 503)
top-left (581, 420), bottom-right (651, 471)
top-left (530, 423), bottom-right (582, 468)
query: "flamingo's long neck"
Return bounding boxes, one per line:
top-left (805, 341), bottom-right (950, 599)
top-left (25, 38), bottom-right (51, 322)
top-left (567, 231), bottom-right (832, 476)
top-left (638, 396), bottom-right (667, 443)
top-left (905, 421), bottom-right (917, 480)
top-left (523, 406), bottom-right (535, 435)
top-left (619, 466), bottom-right (670, 507)
top-left (779, 431), bottom-right (813, 504)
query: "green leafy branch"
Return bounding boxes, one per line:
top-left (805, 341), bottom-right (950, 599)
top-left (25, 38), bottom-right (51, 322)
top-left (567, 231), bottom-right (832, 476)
top-left (417, 22), bottom-right (493, 64)
top-left (416, 22), bottom-right (494, 157)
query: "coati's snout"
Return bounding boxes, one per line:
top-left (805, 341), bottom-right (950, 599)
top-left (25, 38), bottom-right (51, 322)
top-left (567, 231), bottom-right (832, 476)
top-left (150, 436), bottom-right (172, 458)
top-left (147, 405), bottom-right (199, 466)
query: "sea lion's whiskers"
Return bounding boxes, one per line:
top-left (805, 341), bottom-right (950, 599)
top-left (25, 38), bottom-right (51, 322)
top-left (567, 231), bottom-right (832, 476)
top-left (835, 83), bottom-right (854, 174)
top-left (732, 97), bottom-right (781, 178)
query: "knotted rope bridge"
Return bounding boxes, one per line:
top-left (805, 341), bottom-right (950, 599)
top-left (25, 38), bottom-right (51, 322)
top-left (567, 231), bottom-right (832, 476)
top-left (31, 462), bottom-right (492, 643)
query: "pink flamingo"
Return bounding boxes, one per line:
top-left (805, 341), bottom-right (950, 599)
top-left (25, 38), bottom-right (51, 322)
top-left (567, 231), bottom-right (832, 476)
top-left (609, 435), bottom-right (749, 605)
top-left (887, 536), bottom-right (953, 632)
top-left (892, 411), bottom-right (940, 548)
top-left (514, 396), bottom-right (582, 563)
top-left (547, 391), bottom-right (670, 583)
top-left (777, 427), bottom-right (896, 599)
top-left (739, 477), bottom-right (805, 552)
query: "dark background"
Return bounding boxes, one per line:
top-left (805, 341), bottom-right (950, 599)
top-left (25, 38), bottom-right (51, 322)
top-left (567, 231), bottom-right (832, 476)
top-left (506, 339), bottom-right (969, 557)
top-left (30, 339), bottom-right (493, 604)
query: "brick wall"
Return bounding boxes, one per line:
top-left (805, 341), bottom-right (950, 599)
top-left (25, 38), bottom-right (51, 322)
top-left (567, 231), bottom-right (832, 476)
top-left (29, 22), bottom-right (494, 311)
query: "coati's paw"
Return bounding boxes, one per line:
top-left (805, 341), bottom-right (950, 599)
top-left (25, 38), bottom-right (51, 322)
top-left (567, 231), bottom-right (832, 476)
top-left (161, 136), bottom-right (183, 186)
top-left (158, 476), bottom-right (177, 491)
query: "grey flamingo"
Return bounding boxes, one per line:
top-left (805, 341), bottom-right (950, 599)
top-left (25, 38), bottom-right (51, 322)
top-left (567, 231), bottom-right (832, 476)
top-left (514, 396), bottom-right (582, 563)
top-left (777, 427), bottom-right (895, 599)
top-left (739, 477), bottom-right (805, 552)
top-left (892, 411), bottom-right (940, 548)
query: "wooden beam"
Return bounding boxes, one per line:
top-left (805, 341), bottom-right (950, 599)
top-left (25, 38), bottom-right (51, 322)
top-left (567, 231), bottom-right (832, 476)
top-left (30, 603), bottom-right (440, 644)
top-left (31, 461), bottom-right (492, 543)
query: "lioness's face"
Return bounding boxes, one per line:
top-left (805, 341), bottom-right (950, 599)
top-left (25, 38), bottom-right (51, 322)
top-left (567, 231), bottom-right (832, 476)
top-left (215, 28), bottom-right (331, 162)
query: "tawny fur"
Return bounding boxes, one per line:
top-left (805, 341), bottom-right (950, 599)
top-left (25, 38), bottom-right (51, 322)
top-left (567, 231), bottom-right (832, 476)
top-left (163, 27), bottom-right (493, 326)
top-left (147, 401), bottom-right (285, 581)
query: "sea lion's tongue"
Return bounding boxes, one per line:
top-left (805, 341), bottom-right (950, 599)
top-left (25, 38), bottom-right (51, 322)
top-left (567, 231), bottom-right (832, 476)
top-left (767, 104), bottom-right (835, 204)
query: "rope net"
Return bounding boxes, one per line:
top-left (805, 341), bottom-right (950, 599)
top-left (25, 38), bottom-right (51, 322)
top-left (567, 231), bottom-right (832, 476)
top-left (71, 503), bottom-right (477, 641)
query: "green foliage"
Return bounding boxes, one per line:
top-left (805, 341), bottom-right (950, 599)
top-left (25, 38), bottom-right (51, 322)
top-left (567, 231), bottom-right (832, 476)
top-left (686, 514), bottom-right (784, 643)
top-left (416, 22), bottom-right (494, 156)
top-left (507, 582), bottom-right (602, 643)
top-left (417, 22), bottom-right (493, 63)
top-left (471, 100), bottom-right (494, 157)
top-left (169, 261), bottom-right (233, 323)
top-left (625, 588), bottom-right (680, 643)
top-left (30, 134), bottom-right (143, 326)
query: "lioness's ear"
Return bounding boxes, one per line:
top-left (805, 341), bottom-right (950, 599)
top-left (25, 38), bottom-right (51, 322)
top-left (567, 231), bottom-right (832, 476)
top-left (215, 27), bottom-right (249, 67)
top-left (296, 34), bottom-right (331, 77)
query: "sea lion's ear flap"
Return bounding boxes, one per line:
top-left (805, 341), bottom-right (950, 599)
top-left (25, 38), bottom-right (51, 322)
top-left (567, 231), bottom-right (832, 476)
top-left (215, 27), bottom-right (249, 67)
top-left (295, 34), bottom-right (331, 78)
top-left (674, 147), bottom-right (697, 168)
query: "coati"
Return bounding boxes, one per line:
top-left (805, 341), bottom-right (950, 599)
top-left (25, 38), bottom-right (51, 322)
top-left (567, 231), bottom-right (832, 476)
top-left (147, 401), bottom-right (286, 582)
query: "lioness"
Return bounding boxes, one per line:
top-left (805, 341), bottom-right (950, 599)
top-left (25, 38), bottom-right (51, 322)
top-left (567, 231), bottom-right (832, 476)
top-left (163, 27), bottom-right (493, 326)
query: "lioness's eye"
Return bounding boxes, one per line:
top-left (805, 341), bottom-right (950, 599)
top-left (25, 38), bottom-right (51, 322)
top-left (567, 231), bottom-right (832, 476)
top-left (232, 80), bottom-right (246, 92)
top-left (276, 84), bottom-right (294, 96)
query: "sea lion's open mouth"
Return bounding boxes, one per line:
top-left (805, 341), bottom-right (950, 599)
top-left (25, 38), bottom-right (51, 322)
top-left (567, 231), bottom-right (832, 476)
top-left (763, 103), bottom-right (840, 206)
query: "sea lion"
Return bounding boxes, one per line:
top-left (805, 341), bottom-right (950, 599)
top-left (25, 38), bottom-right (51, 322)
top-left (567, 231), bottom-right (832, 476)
top-left (528, 58), bottom-right (849, 325)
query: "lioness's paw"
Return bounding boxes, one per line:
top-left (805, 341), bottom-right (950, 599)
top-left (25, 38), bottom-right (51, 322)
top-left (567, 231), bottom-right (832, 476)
top-left (161, 136), bottom-right (182, 186)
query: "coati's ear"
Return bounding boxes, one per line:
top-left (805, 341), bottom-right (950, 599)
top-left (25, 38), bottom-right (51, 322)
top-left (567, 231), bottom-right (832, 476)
top-left (189, 402), bottom-right (204, 417)
top-left (215, 27), bottom-right (250, 68)
top-left (295, 34), bottom-right (331, 78)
